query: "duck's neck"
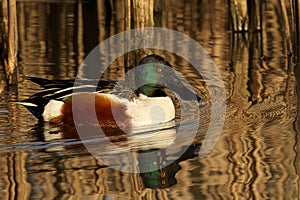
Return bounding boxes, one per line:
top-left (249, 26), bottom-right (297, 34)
top-left (136, 85), bottom-right (167, 98)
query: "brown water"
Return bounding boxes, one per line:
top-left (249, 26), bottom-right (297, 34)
top-left (0, 0), bottom-right (299, 199)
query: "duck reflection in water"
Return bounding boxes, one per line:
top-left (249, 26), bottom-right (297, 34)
top-left (29, 121), bottom-right (200, 189)
top-left (138, 144), bottom-right (200, 189)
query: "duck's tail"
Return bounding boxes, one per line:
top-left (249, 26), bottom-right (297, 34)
top-left (19, 77), bottom-right (119, 120)
top-left (18, 77), bottom-right (69, 120)
top-left (19, 96), bottom-right (51, 120)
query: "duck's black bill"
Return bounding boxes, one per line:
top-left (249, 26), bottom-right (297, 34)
top-left (166, 77), bottom-right (201, 102)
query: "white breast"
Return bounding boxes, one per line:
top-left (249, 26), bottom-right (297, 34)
top-left (127, 94), bottom-right (175, 127)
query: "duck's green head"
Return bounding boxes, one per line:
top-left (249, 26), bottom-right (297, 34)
top-left (135, 55), bottom-right (201, 102)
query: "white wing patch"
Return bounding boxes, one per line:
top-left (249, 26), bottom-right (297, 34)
top-left (18, 102), bottom-right (38, 107)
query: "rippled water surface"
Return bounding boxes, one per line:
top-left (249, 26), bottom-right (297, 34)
top-left (0, 0), bottom-right (299, 199)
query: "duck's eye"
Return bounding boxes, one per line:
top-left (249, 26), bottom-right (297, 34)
top-left (156, 67), bottom-right (162, 73)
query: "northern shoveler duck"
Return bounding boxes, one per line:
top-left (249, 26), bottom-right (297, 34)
top-left (20, 55), bottom-right (201, 129)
